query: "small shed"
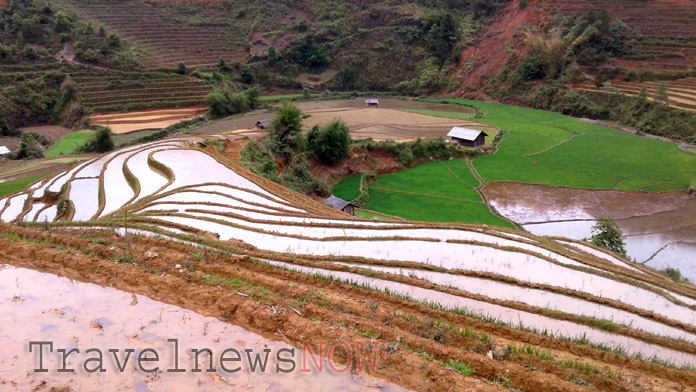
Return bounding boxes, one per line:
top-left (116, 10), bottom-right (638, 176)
top-left (365, 98), bottom-right (379, 108)
top-left (325, 195), bottom-right (356, 216)
top-left (256, 120), bottom-right (269, 130)
top-left (0, 146), bottom-right (10, 160)
top-left (447, 127), bottom-right (488, 148)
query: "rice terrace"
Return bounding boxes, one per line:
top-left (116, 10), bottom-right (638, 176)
top-left (1, 0), bottom-right (696, 391)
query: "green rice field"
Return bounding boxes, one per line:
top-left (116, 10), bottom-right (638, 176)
top-left (45, 131), bottom-right (93, 158)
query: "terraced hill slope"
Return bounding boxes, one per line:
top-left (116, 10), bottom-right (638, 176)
top-left (2, 137), bottom-right (696, 390)
top-left (73, 72), bottom-right (211, 112)
top-left (549, 0), bottom-right (696, 72)
top-left (573, 78), bottom-right (696, 112)
top-left (58, 0), bottom-right (251, 69)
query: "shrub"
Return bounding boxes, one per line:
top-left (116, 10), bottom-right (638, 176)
top-left (283, 160), bottom-right (328, 196)
top-left (177, 63), bottom-right (187, 75)
top-left (81, 127), bottom-right (114, 153)
top-left (228, 92), bottom-right (250, 114)
top-left (240, 141), bottom-right (278, 181)
top-left (590, 218), bottom-right (627, 258)
top-left (14, 132), bottom-right (44, 160)
top-left (307, 120), bottom-right (351, 165)
top-left (244, 86), bottom-right (260, 109)
top-left (205, 92), bottom-right (230, 117)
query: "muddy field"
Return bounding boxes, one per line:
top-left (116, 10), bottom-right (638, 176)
top-left (188, 99), bottom-right (481, 141)
top-left (90, 107), bottom-right (208, 134)
top-left (483, 182), bottom-right (696, 279)
top-left (1, 225), bottom-right (695, 392)
top-left (0, 264), bottom-right (399, 391)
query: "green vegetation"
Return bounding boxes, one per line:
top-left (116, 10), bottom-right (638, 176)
top-left (266, 102), bottom-right (305, 165)
top-left (0, 175), bottom-right (45, 198)
top-left (659, 268), bottom-right (691, 284)
top-left (45, 131), bottom-right (93, 158)
top-left (307, 119), bottom-right (351, 165)
top-left (366, 188), bottom-right (512, 227)
top-left (404, 109), bottom-right (473, 121)
top-left (13, 132), bottom-right (44, 160)
top-left (334, 161), bottom-right (513, 228)
top-left (332, 174), bottom-right (362, 201)
top-left (205, 87), bottom-right (260, 118)
top-left (428, 98), bottom-right (696, 192)
top-left (590, 218), bottom-right (627, 258)
top-left (79, 126), bottom-right (114, 154)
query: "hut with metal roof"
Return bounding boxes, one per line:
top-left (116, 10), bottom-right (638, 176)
top-left (0, 146), bottom-right (10, 161)
top-left (446, 127), bottom-right (488, 148)
top-left (325, 195), bottom-right (356, 215)
top-left (365, 98), bottom-right (379, 107)
top-left (256, 120), bottom-right (270, 130)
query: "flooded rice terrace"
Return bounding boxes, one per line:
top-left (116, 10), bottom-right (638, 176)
top-left (483, 182), bottom-right (696, 281)
top-left (0, 265), bottom-right (403, 392)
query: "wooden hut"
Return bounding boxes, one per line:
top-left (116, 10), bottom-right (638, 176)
top-left (325, 195), bottom-right (356, 215)
top-left (447, 127), bottom-right (488, 148)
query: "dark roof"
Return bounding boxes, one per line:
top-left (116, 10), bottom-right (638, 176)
top-left (256, 120), bottom-right (269, 127)
top-left (446, 127), bottom-right (487, 141)
top-left (325, 195), bottom-right (352, 210)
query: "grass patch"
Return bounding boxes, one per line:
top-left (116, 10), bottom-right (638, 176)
top-left (331, 174), bottom-right (362, 201)
top-left (424, 99), bottom-right (696, 192)
top-left (404, 109), bottom-right (473, 120)
top-left (0, 175), bottom-right (46, 198)
top-left (331, 160), bottom-right (513, 228)
top-left (354, 209), bottom-right (401, 221)
top-left (373, 161), bottom-right (480, 201)
top-left (365, 188), bottom-right (514, 227)
top-left (45, 131), bottom-right (94, 158)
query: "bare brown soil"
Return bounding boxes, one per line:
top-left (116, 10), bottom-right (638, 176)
top-left (18, 126), bottom-right (72, 142)
top-left (90, 107), bottom-right (208, 134)
top-left (1, 224), bottom-right (694, 391)
top-left (0, 137), bottom-right (19, 153)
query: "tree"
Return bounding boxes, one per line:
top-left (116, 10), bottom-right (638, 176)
top-left (307, 120), bottom-right (351, 165)
top-left (590, 218), bottom-right (627, 258)
top-left (205, 92), bottom-right (229, 117)
top-left (654, 83), bottom-right (670, 106)
top-left (302, 87), bottom-right (311, 100)
top-left (218, 58), bottom-right (229, 72)
top-left (177, 62), bottom-right (187, 75)
top-left (267, 46), bottom-right (277, 65)
top-left (82, 127), bottom-right (114, 153)
top-left (339, 65), bottom-right (354, 88)
top-left (244, 86), bottom-right (260, 109)
top-left (227, 92), bottom-right (249, 114)
top-left (241, 66), bottom-right (255, 84)
top-left (267, 102), bottom-right (304, 164)
top-left (14, 132), bottom-right (43, 159)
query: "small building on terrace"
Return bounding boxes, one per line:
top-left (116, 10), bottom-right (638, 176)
top-left (325, 195), bottom-right (356, 216)
top-left (447, 127), bottom-right (488, 148)
top-left (256, 120), bottom-right (269, 130)
top-left (365, 98), bottom-right (379, 107)
top-left (0, 146), bottom-right (10, 160)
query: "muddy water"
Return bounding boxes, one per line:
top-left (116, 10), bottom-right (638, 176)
top-left (0, 265), bottom-right (404, 391)
top-left (483, 182), bottom-right (696, 280)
